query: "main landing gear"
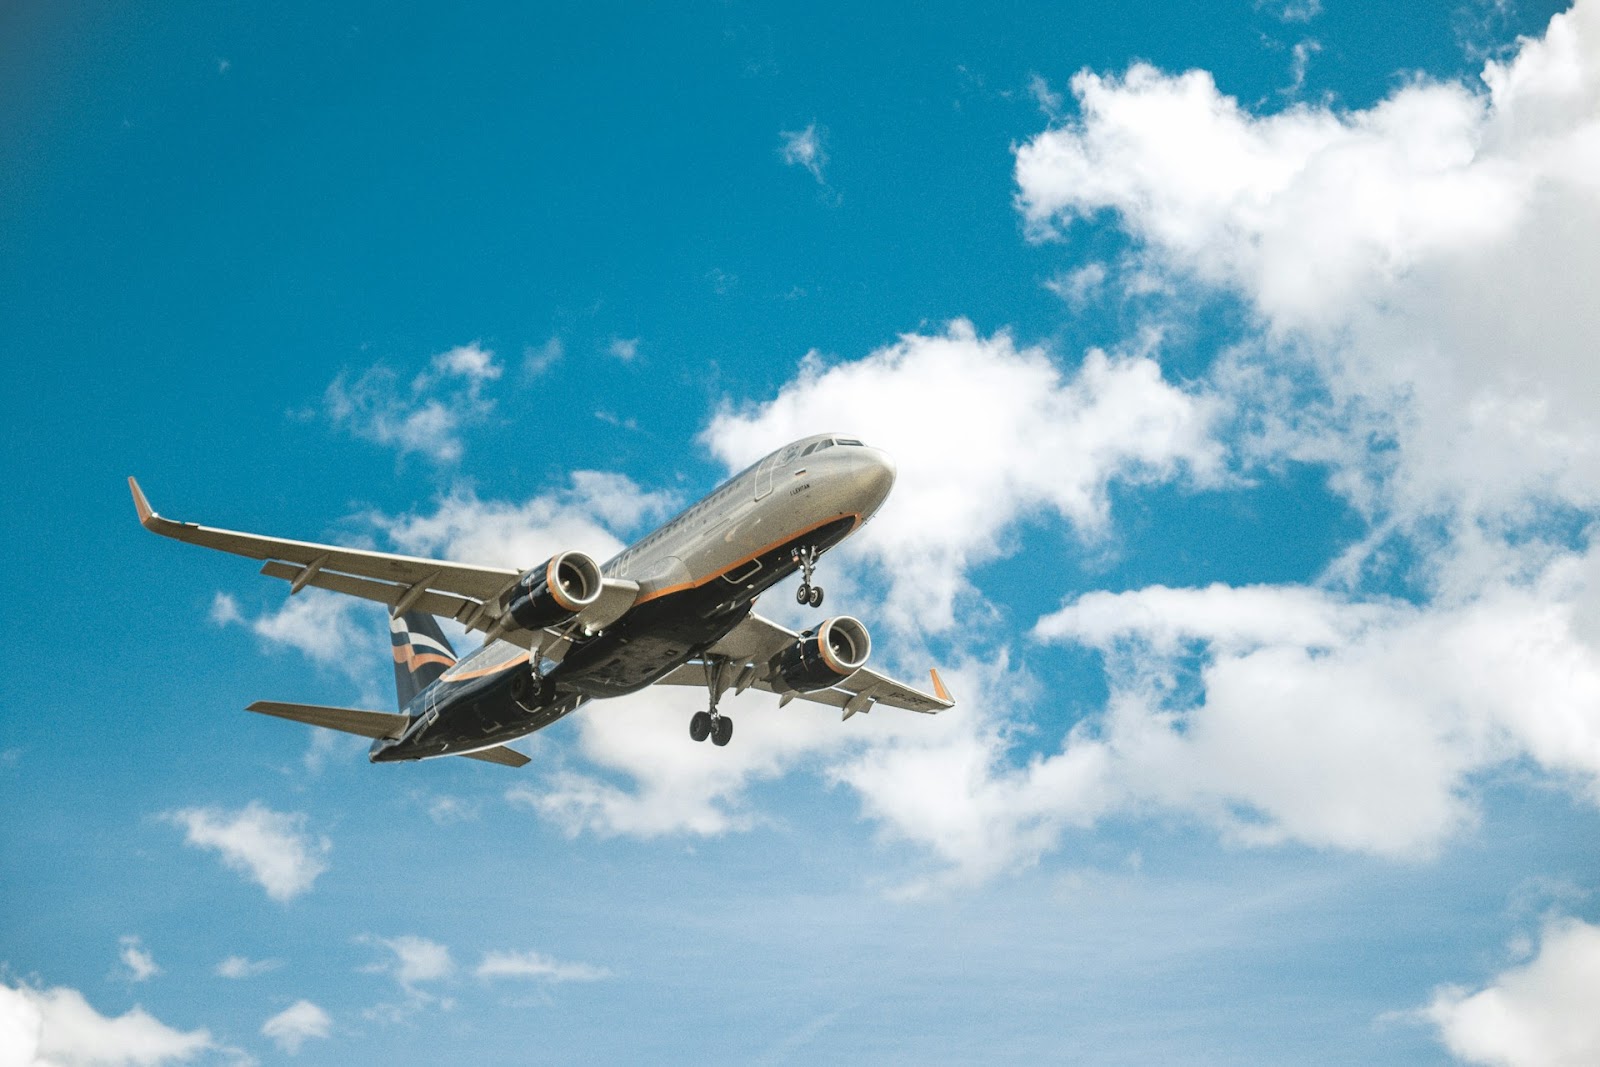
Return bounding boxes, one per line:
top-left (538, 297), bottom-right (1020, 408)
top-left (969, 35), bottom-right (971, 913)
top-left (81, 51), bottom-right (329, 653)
top-left (689, 657), bottom-right (734, 746)
top-left (792, 545), bottom-right (824, 608)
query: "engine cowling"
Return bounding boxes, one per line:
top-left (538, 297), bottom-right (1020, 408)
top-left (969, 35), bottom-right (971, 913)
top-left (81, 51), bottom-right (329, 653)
top-left (506, 551), bottom-right (604, 630)
top-left (772, 616), bottom-right (871, 692)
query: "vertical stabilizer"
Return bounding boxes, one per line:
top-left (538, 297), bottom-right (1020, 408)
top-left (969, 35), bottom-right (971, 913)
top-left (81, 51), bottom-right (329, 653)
top-left (390, 612), bottom-right (458, 710)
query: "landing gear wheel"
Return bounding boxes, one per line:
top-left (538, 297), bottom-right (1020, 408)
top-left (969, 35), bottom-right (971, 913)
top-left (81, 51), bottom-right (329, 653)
top-left (796, 583), bottom-right (812, 605)
top-left (712, 715), bottom-right (734, 746)
top-left (689, 711), bottom-right (713, 742)
top-left (510, 669), bottom-right (544, 712)
top-left (807, 585), bottom-right (824, 608)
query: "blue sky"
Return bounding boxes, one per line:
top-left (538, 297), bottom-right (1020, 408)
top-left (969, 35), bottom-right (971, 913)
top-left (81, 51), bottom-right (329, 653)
top-left (4, 1), bottom-right (1600, 1063)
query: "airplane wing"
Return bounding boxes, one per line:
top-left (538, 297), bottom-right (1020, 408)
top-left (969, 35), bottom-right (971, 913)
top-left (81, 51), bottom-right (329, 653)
top-left (129, 478), bottom-right (629, 658)
top-left (655, 611), bottom-right (954, 717)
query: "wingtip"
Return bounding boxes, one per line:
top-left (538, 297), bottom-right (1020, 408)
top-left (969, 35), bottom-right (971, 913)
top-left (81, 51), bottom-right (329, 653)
top-left (930, 668), bottom-right (953, 705)
top-left (127, 476), bottom-right (156, 527)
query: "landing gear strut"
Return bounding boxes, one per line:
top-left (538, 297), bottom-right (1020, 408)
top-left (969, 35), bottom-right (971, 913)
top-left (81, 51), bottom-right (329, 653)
top-left (690, 657), bottom-right (735, 747)
top-left (509, 666), bottom-right (545, 712)
top-left (792, 545), bottom-right (824, 608)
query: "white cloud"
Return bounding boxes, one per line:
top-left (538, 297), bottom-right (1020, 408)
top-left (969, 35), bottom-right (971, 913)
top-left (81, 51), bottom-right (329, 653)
top-left (117, 937), bottom-right (159, 984)
top-left (843, 2), bottom-right (1600, 880)
top-left (214, 956), bottom-right (279, 980)
top-left (1015, 4), bottom-right (1600, 532)
top-left (359, 935), bottom-right (454, 993)
top-left (605, 337), bottom-right (638, 362)
top-left (367, 473), bottom-right (675, 572)
top-left (474, 951), bottom-right (610, 983)
top-left (1259, 0), bottom-right (1321, 22)
top-left (163, 802), bottom-right (330, 902)
top-left (260, 1000), bottom-right (330, 1055)
top-left (323, 342), bottom-right (502, 463)
top-left (206, 593), bottom-right (242, 627)
top-left (0, 980), bottom-right (213, 1066)
top-left (1425, 916), bottom-right (1600, 1066)
top-left (779, 122), bottom-right (828, 184)
top-left (1042, 262), bottom-right (1107, 308)
top-left (703, 320), bottom-right (1223, 632)
top-left (523, 337), bottom-right (563, 378)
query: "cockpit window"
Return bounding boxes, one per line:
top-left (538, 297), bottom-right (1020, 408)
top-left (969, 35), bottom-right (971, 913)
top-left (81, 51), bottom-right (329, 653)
top-left (800, 442), bottom-right (819, 457)
top-left (835, 438), bottom-right (863, 447)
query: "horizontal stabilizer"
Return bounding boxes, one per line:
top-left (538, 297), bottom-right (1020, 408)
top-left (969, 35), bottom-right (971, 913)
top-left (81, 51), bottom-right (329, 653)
top-left (457, 745), bottom-right (531, 768)
top-left (246, 701), bottom-right (408, 740)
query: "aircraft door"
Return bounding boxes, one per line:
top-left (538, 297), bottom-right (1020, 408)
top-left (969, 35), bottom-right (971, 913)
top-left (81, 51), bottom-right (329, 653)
top-left (754, 452), bottom-right (780, 500)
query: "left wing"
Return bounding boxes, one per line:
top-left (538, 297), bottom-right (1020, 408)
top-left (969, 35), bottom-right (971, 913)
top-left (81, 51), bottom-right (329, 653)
top-left (655, 611), bottom-right (954, 718)
top-left (130, 478), bottom-right (635, 657)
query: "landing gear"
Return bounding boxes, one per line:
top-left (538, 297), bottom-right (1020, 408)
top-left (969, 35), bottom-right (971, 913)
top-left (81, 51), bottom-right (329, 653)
top-left (509, 667), bottom-right (545, 712)
top-left (690, 657), bottom-right (736, 747)
top-left (792, 545), bottom-right (824, 608)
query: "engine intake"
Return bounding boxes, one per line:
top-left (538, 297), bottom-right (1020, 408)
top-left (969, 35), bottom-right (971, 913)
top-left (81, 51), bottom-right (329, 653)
top-left (506, 551), bottom-right (603, 631)
top-left (772, 616), bottom-right (871, 692)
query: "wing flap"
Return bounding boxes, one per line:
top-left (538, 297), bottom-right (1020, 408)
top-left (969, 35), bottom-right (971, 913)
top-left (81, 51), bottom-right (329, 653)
top-left (456, 745), bottom-right (531, 768)
top-left (246, 700), bottom-right (409, 739)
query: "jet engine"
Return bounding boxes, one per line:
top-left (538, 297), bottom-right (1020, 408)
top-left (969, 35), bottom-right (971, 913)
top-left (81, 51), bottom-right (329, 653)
top-left (771, 616), bottom-right (871, 692)
top-left (506, 551), bottom-right (604, 630)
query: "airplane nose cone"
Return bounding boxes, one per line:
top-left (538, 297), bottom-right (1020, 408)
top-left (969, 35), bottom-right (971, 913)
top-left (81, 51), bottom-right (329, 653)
top-left (858, 447), bottom-right (896, 512)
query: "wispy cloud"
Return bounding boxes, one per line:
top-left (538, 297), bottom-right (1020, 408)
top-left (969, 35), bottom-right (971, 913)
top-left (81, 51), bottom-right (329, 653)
top-left (261, 999), bottom-right (331, 1054)
top-left (118, 936), bottom-right (160, 983)
top-left (163, 802), bottom-right (331, 902)
top-left (216, 955), bottom-right (282, 979)
top-left (322, 342), bottom-right (502, 463)
top-left (475, 950), bottom-right (611, 983)
top-left (606, 336), bottom-right (639, 362)
top-left (779, 122), bottom-right (828, 184)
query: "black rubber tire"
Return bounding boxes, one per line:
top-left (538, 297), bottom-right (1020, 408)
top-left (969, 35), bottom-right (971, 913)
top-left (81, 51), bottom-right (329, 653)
top-left (796, 583), bottom-right (811, 604)
top-left (712, 715), bottom-right (733, 746)
top-left (808, 585), bottom-right (824, 608)
top-left (689, 711), bottom-right (713, 742)
top-left (510, 670), bottom-right (543, 711)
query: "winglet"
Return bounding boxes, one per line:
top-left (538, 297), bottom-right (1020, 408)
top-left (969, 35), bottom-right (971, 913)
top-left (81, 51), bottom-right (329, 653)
top-left (930, 668), bottom-right (953, 705)
top-left (128, 476), bottom-right (157, 528)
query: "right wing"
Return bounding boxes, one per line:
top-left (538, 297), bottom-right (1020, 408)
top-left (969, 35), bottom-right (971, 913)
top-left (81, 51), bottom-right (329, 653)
top-left (130, 478), bottom-right (632, 657)
top-left (655, 611), bottom-right (955, 718)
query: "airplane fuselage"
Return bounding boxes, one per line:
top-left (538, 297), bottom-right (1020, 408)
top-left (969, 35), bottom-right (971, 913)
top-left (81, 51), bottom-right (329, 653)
top-left (370, 435), bottom-right (895, 762)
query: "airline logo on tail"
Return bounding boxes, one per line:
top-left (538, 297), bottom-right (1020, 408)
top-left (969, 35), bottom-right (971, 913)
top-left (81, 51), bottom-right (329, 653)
top-left (390, 613), bottom-right (458, 709)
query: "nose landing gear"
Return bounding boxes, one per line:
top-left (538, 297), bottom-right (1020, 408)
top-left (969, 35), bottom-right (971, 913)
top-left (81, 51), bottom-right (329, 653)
top-left (792, 545), bottom-right (824, 608)
top-left (689, 657), bottom-right (735, 746)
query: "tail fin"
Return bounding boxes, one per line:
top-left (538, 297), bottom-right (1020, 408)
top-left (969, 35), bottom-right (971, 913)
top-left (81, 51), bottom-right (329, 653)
top-left (390, 612), bottom-right (458, 710)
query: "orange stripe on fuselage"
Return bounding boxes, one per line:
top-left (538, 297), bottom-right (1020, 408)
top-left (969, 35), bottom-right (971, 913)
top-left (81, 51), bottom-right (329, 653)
top-left (629, 513), bottom-right (861, 607)
top-left (439, 651), bottom-right (530, 683)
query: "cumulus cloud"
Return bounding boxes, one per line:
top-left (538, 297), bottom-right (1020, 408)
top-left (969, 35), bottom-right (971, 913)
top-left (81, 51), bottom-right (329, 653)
top-left (864, 1), bottom-right (1600, 879)
top-left (260, 1000), bottom-right (331, 1055)
top-left (163, 802), bottom-right (330, 902)
top-left (0, 980), bottom-right (214, 1066)
top-left (215, 956), bottom-right (280, 980)
top-left (1015, 3), bottom-right (1600, 532)
top-left (704, 320), bottom-right (1223, 632)
top-left (474, 951), bottom-right (610, 983)
top-left (323, 342), bottom-right (502, 463)
top-left (1424, 916), bottom-right (1600, 1066)
top-left (779, 122), bottom-right (829, 184)
top-left (117, 937), bottom-right (159, 984)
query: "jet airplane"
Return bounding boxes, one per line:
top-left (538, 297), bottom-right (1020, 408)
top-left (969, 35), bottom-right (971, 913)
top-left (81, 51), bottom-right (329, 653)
top-left (131, 435), bottom-right (952, 767)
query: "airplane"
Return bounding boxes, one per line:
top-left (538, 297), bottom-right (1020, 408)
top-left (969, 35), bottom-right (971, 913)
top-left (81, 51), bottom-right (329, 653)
top-left (130, 434), bottom-right (953, 767)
